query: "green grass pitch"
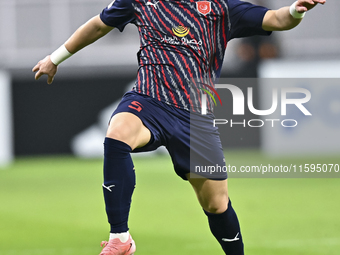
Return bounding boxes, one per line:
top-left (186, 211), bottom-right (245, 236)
top-left (0, 151), bottom-right (339, 254)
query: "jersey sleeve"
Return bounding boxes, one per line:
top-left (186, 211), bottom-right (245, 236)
top-left (100, 0), bottom-right (135, 32)
top-left (227, 0), bottom-right (272, 40)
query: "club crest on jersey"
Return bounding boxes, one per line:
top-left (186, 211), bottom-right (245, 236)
top-left (196, 1), bottom-right (211, 16)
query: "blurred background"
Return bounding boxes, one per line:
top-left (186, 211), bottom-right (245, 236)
top-left (0, 0), bottom-right (339, 163)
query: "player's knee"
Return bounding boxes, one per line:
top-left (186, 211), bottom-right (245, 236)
top-left (106, 112), bottom-right (148, 149)
top-left (202, 196), bottom-right (229, 214)
top-left (204, 204), bottom-right (227, 214)
top-left (107, 124), bottom-right (133, 145)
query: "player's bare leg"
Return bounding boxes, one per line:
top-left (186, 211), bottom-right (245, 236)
top-left (187, 174), bottom-right (244, 255)
top-left (100, 112), bottom-right (151, 255)
top-left (188, 173), bottom-right (229, 213)
top-left (106, 112), bottom-right (151, 150)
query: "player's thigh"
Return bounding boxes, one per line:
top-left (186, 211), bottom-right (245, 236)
top-left (106, 112), bottom-right (151, 150)
top-left (187, 174), bottom-right (229, 214)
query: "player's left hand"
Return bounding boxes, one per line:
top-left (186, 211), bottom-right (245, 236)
top-left (295, 0), bottom-right (326, 13)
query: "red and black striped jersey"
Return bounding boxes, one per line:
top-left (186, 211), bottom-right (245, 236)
top-left (100, 0), bottom-right (271, 113)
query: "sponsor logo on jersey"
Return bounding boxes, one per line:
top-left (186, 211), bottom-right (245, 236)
top-left (160, 25), bottom-right (202, 50)
top-left (172, 25), bottom-right (190, 37)
top-left (146, 0), bottom-right (160, 9)
top-left (196, 1), bottom-right (211, 16)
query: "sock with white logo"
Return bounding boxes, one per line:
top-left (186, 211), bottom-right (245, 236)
top-left (103, 137), bottom-right (135, 234)
top-left (204, 199), bottom-right (244, 255)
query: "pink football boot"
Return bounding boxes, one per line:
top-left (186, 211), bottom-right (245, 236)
top-left (99, 234), bottom-right (136, 255)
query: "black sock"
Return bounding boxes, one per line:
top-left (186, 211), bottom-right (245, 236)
top-left (204, 199), bottom-right (244, 255)
top-left (103, 137), bottom-right (135, 233)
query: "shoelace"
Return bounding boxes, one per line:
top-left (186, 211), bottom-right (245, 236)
top-left (101, 241), bottom-right (119, 252)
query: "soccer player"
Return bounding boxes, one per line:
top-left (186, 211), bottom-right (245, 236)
top-left (33, 0), bottom-right (325, 254)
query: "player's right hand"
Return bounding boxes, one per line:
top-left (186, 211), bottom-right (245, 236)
top-left (32, 56), bottom-right (58, 84)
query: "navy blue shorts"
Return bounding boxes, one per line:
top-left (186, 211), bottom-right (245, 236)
top-left (112, 91), bottom-right (227, 181)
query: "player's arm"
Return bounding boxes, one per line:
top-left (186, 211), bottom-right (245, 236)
top-left (262, 0), bottom-right (326, 31)
top-left (32, 15), bottom-right (114, 84)
top-left (65, 15), bottom-right (113, 54)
